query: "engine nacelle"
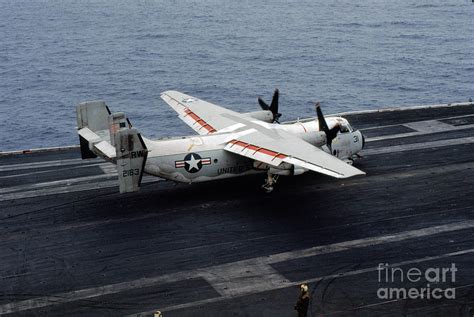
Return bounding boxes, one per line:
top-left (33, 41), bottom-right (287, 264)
top-left (292, 167), bottom-right (307, 176)
top-left (244, 110), bottom-right (274, 123)
top-left (299, 131), bottom-right (327, 147)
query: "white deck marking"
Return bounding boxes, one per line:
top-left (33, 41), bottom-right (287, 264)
top-left (365, 124), bottom-right (474, 142)
top-left (360, 114), bottom-right (474, 142)
top-left (0, 158), bottom-right (90, 172)
top-left (0, 174), bottom-right (116, 194)
top-left (1, 221), bottom-right (473, 315)
top-left (359, 113), bottom-right (474, 131)
top-left (362, 136), bottom-right (474, 156)
top-left (99, 164), bottom-right (116, 174)
top-left (198, 260), bottom-right (287, 297)
top-left (0, 162), bottom-right (110, 179)
top-left (0, 176), bottom-right (160, 202)
top-left (404, 119), bottom-right (459, 133)
top-left (0, 180), bottom-right (119, 201)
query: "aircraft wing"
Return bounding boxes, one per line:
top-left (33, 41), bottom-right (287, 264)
top-left (223, 116), bottom-right (365, 178)
top-left (161, 90), bottom-right (364, 178)
top-left (161, 90), bottom-right (244, 135)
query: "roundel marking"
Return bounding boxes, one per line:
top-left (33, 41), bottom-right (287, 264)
top-left (175, 153), bottom-right (212, 173)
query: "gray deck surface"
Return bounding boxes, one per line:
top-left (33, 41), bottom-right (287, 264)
top-left (0, 103), bottom-right (473, 316)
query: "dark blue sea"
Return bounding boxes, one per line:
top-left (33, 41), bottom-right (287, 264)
top-left (0, 0), bottom-right (472, 151)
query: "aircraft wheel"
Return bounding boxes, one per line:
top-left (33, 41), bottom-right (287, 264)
top-left (262, 185), bottom-right (274, 193)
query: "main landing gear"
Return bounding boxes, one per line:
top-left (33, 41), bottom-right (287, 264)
top-left (262, 171), bottom-right (279, 193)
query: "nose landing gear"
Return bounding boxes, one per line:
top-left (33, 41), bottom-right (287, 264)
top-left (262, 172), bottom-right (279, 193)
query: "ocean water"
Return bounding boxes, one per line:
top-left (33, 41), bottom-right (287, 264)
top-left (0, 0), bottom-right (472, 151)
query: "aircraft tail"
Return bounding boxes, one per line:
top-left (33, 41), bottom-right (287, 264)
top-left (76, 101), bottom-right (148, 193)
top-left (110, 112), bottom-right (148, 193)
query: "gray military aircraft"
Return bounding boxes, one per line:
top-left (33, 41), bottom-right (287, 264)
top-left (76, 89), bottom-right (365, 193)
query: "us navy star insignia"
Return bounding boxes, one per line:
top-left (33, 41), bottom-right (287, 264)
top-left (175, 153), bottom-right (212, 173)
top-left (186, 154), bottom-right (200, 172)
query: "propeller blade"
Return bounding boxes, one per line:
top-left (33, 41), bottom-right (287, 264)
top-left (270, 89), bottom-right (282, 123)
top-left (328, 124), bottom-right (340, 143)
top-left (316, 102), bottom-right (339, 149)
top-left (258, 97), bottom-right (270, 110)
top-left (315, 102), bottom-right (329, 133)
top-left (270, 89), bottom-right (279, 115)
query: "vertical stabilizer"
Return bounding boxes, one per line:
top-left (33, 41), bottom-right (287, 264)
top-left (76, 101), bottom-right (111, 159)
top-left (111, 115), bottom-right (148, 193)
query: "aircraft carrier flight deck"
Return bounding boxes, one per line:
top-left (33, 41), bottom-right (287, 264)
top-left (0, 102), bottom-right (473, 316)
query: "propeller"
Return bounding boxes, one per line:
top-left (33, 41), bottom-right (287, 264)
top-left (315, 102), bottom-right (340, 151)
top-left (258, 89), bottom-right (282, 123)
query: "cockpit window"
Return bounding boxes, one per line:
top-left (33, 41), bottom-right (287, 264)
top-left (340, 124), bottom-right (350, 133)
